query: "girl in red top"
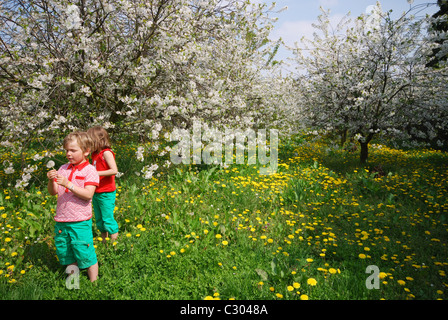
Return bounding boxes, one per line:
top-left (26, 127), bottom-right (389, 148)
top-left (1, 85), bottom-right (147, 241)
top-left (87, 126), bottom-right (119, 242)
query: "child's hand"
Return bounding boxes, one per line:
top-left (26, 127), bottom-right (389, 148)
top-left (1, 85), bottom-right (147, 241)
top-left (47, 169), bottom-right (58, 180)
top-left (55, 175), bottom-right (69, 187)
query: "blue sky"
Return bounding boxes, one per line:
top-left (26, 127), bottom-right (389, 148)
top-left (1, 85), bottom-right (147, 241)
top-left (257, 0), bottom-right (439, 71)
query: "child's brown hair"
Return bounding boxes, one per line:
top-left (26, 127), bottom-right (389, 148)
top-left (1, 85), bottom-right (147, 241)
top-left (63, 131), bottom-right (94, 153)
top-left (87, 126), bottom-right (111, 153)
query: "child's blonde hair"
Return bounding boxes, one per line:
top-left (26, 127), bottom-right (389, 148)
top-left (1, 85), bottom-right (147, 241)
top-left (87, 126), bottom-right (111, 153)
top-left (63, 131), bottom-right (93, 153)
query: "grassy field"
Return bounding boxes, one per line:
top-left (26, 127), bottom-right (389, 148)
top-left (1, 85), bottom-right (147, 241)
top-left (0, 134), bottom-right (447, 300)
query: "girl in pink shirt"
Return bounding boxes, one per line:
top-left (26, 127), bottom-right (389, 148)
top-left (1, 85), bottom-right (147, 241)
top-left (47, 132), bottom-right (99, 282)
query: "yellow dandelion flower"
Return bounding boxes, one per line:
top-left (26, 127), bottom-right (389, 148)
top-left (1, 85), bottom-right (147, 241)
top-left (307, 278), bottom-right (317, 286)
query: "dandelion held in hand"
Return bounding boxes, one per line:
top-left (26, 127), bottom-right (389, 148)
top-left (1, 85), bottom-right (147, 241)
top-left (46, 160), bottom-right (55, 169)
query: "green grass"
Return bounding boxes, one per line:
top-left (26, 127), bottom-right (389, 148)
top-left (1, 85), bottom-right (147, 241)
top-left (0, 135), bottom-right (447, 300)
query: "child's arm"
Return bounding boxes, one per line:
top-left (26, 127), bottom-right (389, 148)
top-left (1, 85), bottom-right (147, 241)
top-left (69, 184), bottom-right (96, 201)
top-left (97, 150), bottom-right (118, 177)
top-left (47, 169), bottom-right (59, 196)
top-left (55, 175), bottom-right (97, 201)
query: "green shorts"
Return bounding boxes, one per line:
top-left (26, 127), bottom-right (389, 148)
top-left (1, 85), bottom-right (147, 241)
top-left (93, 190), bottom-right (119, 235)
top-left (54, 220), bottom-right (97, 269)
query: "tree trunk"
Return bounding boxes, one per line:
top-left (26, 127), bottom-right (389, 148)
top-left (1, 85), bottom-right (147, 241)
top-left (360, 141), bottom-right (369, 164)
top-left (340, 128), bottom-right (348, 147)
top-left (359, 133), bottom-right (374, 163)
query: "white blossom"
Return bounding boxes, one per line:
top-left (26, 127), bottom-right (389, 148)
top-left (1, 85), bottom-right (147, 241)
top-left (141, 164), bottom-right (159, 179)
top-left (136, 146), bottom-right (144, 162)
top-left (65, 4), bottom-right (81, 30)
top-left (5, 167), bottom-right (15, 174)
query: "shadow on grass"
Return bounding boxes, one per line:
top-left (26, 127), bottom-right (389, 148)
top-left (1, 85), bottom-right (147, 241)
top-left (0, 242), bottom-right (61, 300)
top-left (23, 240), bottom-right (60, 272)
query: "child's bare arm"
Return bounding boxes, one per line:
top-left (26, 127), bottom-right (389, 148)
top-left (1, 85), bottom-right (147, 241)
top-left (55, 175), bottom-right (97, 201)
top-left (69, 184), bottom-right (96, 201)
top-left (97, 150), bottom-right (118, 177)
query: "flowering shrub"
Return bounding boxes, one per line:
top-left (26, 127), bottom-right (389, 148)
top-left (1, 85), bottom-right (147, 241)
top-left (0, 0), bottom-right (294, 190)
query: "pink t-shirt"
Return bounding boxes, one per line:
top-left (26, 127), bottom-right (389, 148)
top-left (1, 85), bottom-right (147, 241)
top-left (54, 161), bottom-right (99, 222)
